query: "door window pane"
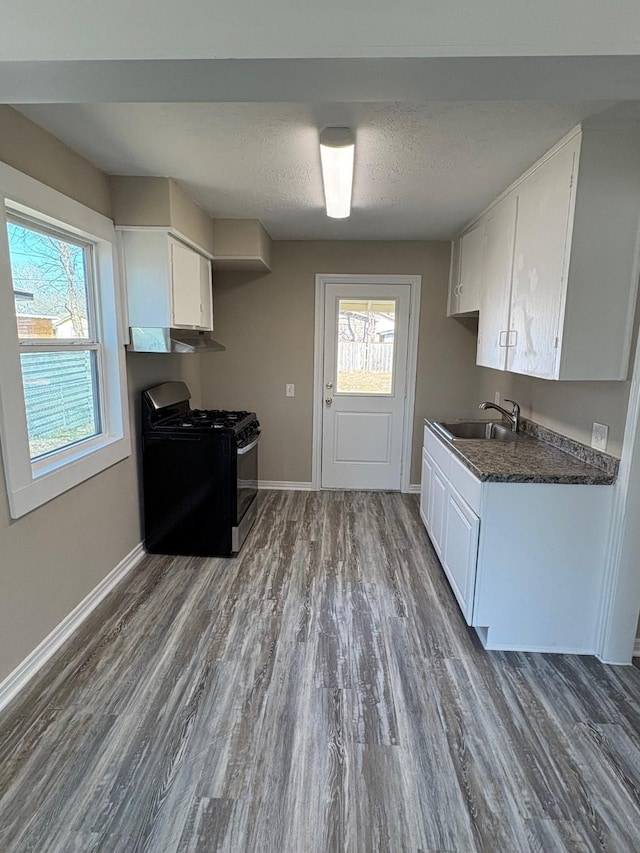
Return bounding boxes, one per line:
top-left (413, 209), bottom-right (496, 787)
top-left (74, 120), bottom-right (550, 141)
top-left (336, 299), bottom-right (396, 394)
top-left (8, 220), bottom-right (91, 340)
top-left (20, 351), bottom-right (101, 459)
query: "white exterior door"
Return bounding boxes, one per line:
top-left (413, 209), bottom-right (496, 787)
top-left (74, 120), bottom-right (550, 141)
top-left (321, 281), bottom-right (412, 490)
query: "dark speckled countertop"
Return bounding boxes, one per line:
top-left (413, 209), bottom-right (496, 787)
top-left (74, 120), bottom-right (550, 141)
top-left (426, 418), bottom-right (619, 485)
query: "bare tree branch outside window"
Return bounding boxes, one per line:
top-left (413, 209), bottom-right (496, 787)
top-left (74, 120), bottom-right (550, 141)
top-left (9, 222), bottom-right (89, 339)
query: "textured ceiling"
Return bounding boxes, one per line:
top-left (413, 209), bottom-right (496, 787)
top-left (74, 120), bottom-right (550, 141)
top-left (17, 100), bottom-right (613, 240)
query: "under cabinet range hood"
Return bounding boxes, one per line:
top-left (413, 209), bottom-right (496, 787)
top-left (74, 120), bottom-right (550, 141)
top-left (127, 327), bottom-right (226, 354)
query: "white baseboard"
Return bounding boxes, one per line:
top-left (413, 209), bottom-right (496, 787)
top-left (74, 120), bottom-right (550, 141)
top-left (0, 542), bottom-right (145, 715)
top-left (259, 481), bottom-right (421, 493)
top-left (258, 481), bottom-right (315, 491)
top-left (634, 638), bottom-right (640, 658)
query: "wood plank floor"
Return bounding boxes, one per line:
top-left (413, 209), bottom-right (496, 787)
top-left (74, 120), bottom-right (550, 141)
top-left (2, 491), bottom-right (640, 852)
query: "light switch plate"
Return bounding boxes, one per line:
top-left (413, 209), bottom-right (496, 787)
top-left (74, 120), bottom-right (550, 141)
top-left (591, 422), bottom-right (609, 451)
top-left (286, 384), bottom-right (295, 397)
top-left (494, 391), bottom-right (501, 405)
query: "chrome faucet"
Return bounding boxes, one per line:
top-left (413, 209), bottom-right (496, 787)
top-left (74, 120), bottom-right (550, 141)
top-left (479, 399), bottom-right (521, 432)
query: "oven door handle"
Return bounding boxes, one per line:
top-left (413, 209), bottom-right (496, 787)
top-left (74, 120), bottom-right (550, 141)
top-left (237, 435), bottom-right (261, 455)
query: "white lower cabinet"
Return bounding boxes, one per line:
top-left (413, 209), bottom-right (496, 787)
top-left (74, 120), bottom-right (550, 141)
top-left (428, 461), bottom-right (448, 560)
top-left (419, 424), bottom-right (613, 654)
top-left (442, 485), bottom-right (480, 622)
top-left (419, 449), bottom-right (432, 529)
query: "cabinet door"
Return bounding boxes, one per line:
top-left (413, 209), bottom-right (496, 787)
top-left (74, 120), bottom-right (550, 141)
top-left (420, 448), bottom-right (433, 530)
top-left (199, 255), bottom-right (213, 330)
top-left (442, 486), bottom-right (480, 622)
top-left (476, 195), bottom-right (518, 370)
top-left (170, 239), bottom-right (203, 328)
top-left (446, 237), bottom-right (462, 316)
top-left (428, 461), bottom-right (448, 558)
top-left (507, 145), bottom-right (577, 379)
top-left (458, 222), bottom-right (484, 314)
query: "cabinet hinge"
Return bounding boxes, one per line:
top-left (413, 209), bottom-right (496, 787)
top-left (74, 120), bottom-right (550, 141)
top-left (554, 336), bottom-right (559, 348)
top-left (569, 174), bottom-right (574, 189)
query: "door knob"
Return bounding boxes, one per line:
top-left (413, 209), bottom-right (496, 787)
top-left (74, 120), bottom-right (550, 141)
top-left (325, 397), bottom-right (333, 405)
top-left (325, 382), bottom-right (333, 389)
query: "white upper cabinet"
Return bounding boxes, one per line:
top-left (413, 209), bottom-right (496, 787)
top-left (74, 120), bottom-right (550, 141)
top-left (170, 238), bottom-right (203, 327)
top-left (465, 124), bottom-right (640, 380)
top-left (507, 141), bottom-right (577, 378)
top-left (448, 222), bottom-right (483, 316)
top-left (120, 230), bottom-right (214, 331)
top-left (446, 237), bottom-right (462, 317)
top-left (477, 194), bottom-right (518, 370)
top-left (199, 251), bottom-right (213, 330)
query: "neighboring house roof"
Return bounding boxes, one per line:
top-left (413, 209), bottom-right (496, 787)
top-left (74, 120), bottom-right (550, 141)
top-left (53, 313), bottom-right (87, 327)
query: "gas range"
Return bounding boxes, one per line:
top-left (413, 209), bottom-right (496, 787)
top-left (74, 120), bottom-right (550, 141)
top-left (141, 381), bottom-right (261, 557)
top-left (157, 408), bottom-right (254, 432)
top-left (141, 382), bottom-right (259, 446)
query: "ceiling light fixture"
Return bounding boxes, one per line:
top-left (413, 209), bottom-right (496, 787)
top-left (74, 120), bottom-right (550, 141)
top-left (319, 127), bottom-right (355, 219)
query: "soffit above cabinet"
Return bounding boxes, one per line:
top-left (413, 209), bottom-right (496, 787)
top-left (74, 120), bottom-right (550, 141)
top-left (110, 177), bottom-right (272, 272)
top-left (211, 219), bottom-right (272, 272)
top-left (110, 175), bottom-right (214, 256)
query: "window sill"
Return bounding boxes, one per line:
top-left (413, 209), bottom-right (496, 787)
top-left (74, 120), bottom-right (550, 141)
top-left (8, 433), bottom-right (132, 519)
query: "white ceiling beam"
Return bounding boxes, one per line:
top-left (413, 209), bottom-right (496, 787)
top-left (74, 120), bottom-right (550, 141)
top-left (2, 0), bottom-right (640, 62)
top-left (3, 57), bottom-right (640, 104)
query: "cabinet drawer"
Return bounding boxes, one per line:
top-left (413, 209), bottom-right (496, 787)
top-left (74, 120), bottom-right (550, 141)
top-left (423, 426), bottom-right (451, 478)
top-left (448, 453), bottom-right (482, 515)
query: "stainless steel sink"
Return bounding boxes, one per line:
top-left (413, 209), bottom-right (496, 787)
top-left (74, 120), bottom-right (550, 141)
top-left (433, 420), bottom-right (521, 441)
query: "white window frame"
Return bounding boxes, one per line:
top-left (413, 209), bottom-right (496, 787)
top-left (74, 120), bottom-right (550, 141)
top-left (0, 163), bottom-right (131, 518)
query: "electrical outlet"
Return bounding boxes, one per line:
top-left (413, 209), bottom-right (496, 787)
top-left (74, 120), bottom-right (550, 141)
top-left (494, 391), bottom-right (501, 405)
top-left (591, 422), bottom-right (609, 451)
top-left (286, 384), bottom-right (295, 397)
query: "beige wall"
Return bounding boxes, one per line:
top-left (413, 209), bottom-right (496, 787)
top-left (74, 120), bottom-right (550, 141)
top-left (0, 108), bottom-right (203, 683)
top-left (110, 175), bottom-right (214, 255)
top-left (0, 106), bottom-right (112, 218)
top-left (474, 364), bottom-right (632, 458)
top-left (0, 352), bottom-right (200, 683)
top-left (168, 179), bottom-right (214, 255)
top-left (110, 176), bottom-right (172, 227)
top-left (211, 219), bottom-right (272, 269)
top-left (200, 241), bottom-right (482, 484)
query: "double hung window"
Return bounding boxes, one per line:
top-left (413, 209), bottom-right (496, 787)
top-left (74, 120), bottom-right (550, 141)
top-left (9, 215), bottom-right (102, 464)
top-left (0, 164), bottom-right (130, 518)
